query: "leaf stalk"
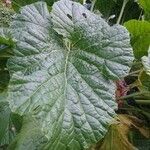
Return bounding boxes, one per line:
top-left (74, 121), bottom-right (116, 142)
top-left (117, 0), bottom-right (129, 24)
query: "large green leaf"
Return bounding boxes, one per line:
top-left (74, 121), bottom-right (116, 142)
top-left (124, 20), bottom-right (150, 59)
top-left (7, 1), bottom-right (133, 149)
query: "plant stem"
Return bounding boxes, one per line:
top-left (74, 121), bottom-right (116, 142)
top-left (90, 0), bottom-right (97, 12)
top-left (128, 70), bottom-right (141, 76)
top-left (117, 0), bottom-right (129, 24)
top-left (138, 10), bottom-right (143, 20)
top-left (135, 100), bottom-right (150, 105)
top-left (119, 107), bottom-right (150, 119)
top-left (117, 91), bottom-right (150, 100)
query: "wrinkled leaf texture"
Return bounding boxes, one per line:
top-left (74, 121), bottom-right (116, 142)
top-left (142, 47), bottom-right (150, 76)
top-left (7, 0), bottom-right (134, 149)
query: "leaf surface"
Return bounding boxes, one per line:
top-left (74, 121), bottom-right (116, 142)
top-left (8, 1), bottom-right (134, 149)
top-left (0, 101), bottom-right (16, 147)
top-left (0, 28), bottom-right (13, 58)
top-left (7, 116), bottom-right (47, 150)
top-left (142, 47), bottom-right (150, 76)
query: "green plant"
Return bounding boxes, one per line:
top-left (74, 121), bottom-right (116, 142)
top-left (0, 0), bottom-right (150, 149)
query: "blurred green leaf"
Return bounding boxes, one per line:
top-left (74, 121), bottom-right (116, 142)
top-left (138, 0), bottom-right (150, 12)
top-left (0, 28), bottom-right (12, 45)
top-left (139, 71), bottom-right (150, 91)
top-left (0, 27), bottom-right (13, 60)
top-left (12, 0), bottom-right (57, 11)
top-left (124, 20), bottom-right (150, 59)
top-left (138, 0), bottom-right (150, 20)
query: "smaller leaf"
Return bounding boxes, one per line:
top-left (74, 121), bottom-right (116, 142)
top-left (0, 28), bottom-right (12, 45)
top-left (0, 45), bottom-right (13, 58)
top-left (0, 28), bottom-right (13, 58)
top-left (138, 0), bottom-right (150, 12)
top-left (124, 20), bottom-right (150, 59)
top-left (138, 0), bottom-right (150, 20)
top-left (139, 71), bottom-right (150, 91)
